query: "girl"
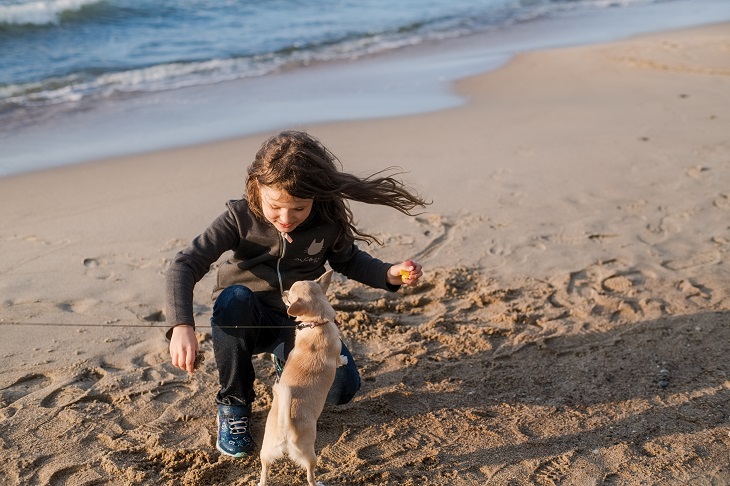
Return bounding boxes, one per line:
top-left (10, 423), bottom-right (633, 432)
top-left (166, 130), bottom-right (427, 458)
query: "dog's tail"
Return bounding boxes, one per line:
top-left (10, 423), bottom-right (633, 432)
top-left (275, 383), bottom-right (293, 439)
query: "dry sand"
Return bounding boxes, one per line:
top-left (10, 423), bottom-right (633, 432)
top-left (1, 22), bottom-right (729, 485)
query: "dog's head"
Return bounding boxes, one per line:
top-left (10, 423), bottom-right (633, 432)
top-left (283, 269), bottom-right (334, 323)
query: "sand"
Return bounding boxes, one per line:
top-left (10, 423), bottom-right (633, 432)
top-left (1, 22), bottom-right (729, 485)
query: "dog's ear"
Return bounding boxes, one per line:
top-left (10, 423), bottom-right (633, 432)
top-left (316, 269), bottom-right (334, 293)
top-left (287, 298), bottom-right (305, 317)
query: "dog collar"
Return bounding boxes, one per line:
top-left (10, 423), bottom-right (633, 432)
top-left (296, 319), bottom-right (340, 330)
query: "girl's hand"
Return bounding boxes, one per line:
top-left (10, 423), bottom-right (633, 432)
top-left (170, 324), bottom-right (199, 373)
top-left (388, 260), bottom-right (423, 287)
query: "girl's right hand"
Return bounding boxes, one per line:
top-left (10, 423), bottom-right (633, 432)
top-left (170, 324), bottom-right (199, 373)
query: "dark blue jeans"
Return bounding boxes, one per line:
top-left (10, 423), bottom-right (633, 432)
top-left (210, 285), bottom-right (360, 406)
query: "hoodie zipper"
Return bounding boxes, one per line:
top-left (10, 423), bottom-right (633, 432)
top-left (276, 232), bottom-right (290, 295)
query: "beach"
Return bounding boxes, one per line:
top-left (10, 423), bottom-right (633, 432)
top-left (1, 19), bottom-right (730, 485)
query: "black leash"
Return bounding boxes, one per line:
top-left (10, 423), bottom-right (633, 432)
top-left (0, 321), bottom-right (299, 330)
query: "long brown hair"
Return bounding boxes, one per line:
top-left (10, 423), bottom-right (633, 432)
top-left (246, 130), bottom-right (429, 246)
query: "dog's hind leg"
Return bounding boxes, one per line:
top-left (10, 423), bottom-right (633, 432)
top-left (301, 447), bottom-right (318, 486)
top-left (305, 460), bottom-right (316, 486)
top-left (289, 441), bottom-right (319, 486)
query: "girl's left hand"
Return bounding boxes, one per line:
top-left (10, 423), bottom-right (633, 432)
top-left (388, 260), bottom-right (423, 287)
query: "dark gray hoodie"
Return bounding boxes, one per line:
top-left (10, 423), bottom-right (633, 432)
top-left (165, 199), bottom-right (397, 338)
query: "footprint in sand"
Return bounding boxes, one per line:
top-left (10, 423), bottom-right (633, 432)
top-left (126, 337), bottom-right (171, 371)
top-left (117, 381), bottom-right (193, 431)
top-left (685, 165), bottom-right (710, 179)
top-left (541, 232), bottom-right (590, 246)
top-left (323, 422), bottom-right (446, 471)
top-left (531, 453), bottom-right (574, 485)
top-left (602, 275), bottom-right (634, 294)
top-left (39, 463), bottom-right (103, 486)
top-left (39, 367), bottom-right (106, 409)
top-left (713, 193), bottom-right (730, 210)
top-left (639, 212), bottom-right (689, 245)
top-left (83, 257), bottom-right (112, 280)
top-left (0, 373), bottom-right (53, 417)
top-left (663, 249), bottom-right (722, 271)
top-left (56, 298), bottom-right (101, 315)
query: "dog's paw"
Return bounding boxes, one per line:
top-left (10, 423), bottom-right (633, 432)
top-left (338, 355), bottom-right (348, 367)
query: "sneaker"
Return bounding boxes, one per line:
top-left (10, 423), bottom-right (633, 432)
top-left (216, 403), bottom-right (254, 458)
top-left (272, 354), bottom-right (285, 381)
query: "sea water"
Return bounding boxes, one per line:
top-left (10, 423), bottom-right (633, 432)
top-left (1, 0), bottom-right (729, 176)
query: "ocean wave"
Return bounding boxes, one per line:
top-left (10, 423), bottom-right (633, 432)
top-left (0, 0), bottom-right (665, 111)
top-left (0, 0), bottom-right (102, 26)
top-left (0, 20), bottom-right (474, 110)
top-left (0, 2), bottom-right (563, 112)
top-left (0, 57), bottom-right (271, 111)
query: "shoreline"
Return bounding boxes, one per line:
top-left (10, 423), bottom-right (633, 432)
top-left (2, 0), bottom-right (730, 178)
top-left (1, 20), bottom-right (729, 485)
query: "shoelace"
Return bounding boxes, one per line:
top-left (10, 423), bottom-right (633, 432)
top-left (227, 416), bottom-right (249, 435)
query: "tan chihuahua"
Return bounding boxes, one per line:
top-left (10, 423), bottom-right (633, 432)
top-left (258, 269), bottom-right (347, 486)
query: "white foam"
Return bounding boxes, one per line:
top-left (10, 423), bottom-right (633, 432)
top-left (0, 57), bottom-right (278, 109)
top-left (0, 0), bottom-right (100, 26)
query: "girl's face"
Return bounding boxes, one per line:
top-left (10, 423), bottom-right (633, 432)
top-left (259, 185), bottom-right (313, 234)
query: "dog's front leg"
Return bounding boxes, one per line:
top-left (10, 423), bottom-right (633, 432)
top-left (257, 462), bottom-right (269, 486)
